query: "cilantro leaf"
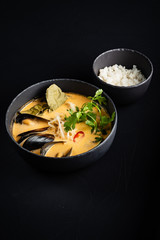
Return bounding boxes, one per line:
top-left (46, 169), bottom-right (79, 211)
top-left (100, 112), bottom-right (115, 128)
top-left (95, 89), bottom-right (103, 97)
top-left (76, 112), bottom-right (82, 121)
top-left (64, 89), bottom-right (115, 135)
top-left (94, 136), bottom-right (103, 143)
top-left (89, 89), bottom-right (107, 105)
top-left (85, 120), bottom-right (95, 127)
top-left (64, 112), bottom-right (77, 131)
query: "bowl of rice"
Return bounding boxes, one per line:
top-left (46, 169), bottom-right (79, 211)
top-left (93, 48), bottom-right (153, 104)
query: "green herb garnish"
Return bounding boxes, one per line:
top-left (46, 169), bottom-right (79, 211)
top-left (64, 89), bottom-right (115, 142)
top-left (94, 136), bottom-right (104, 143)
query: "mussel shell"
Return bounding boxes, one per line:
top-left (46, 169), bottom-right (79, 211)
top-left (62, 147), bottom-right (72, 157)
top-left (40, 141), bottom-right (72, 157)
top-left (40, 141), bottom-right (66, 156)
top-left (22, 134), bottom-right (55, 151)
top-left (17, 127), bottom-right (49, 144)
top-left (15, 113), bottom-right (49, 124)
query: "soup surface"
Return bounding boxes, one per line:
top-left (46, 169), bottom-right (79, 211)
top-left (12, 92), bottom-right (113, 157)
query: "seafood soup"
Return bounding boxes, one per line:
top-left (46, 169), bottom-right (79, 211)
top-left (12, 84), bottom-right (115, 157)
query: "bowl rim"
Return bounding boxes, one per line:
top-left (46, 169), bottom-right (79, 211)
top-left (5, 78), bottom-right (118, 160)
top-left (93, 48), bottom-right (153, 89)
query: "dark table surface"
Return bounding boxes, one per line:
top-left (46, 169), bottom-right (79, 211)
top-left (1, 1), bottom-right (159, 240)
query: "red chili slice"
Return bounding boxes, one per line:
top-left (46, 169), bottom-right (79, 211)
top-left (73, 131), bottom-right (85, 142)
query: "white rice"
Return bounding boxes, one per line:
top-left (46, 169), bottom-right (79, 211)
top-left (98, 64), bottom-right (146, 87)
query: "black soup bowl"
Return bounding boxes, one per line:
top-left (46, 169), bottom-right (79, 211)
top-left (93, 48), bottom-right (153, 105)
top-left (5, 79), bottom-right (117, 172)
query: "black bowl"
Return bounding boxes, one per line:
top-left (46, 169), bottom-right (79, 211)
top-left (93, 48), bottom-right (153, 105)
top-left (5, 79), bottom-right (117, 172)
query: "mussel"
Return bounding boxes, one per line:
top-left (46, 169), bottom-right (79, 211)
top-left (41, 142), bottom-right (72, 157)
top-left (22, 134), bottom-right (55, 151)
top-left (17, 127), bottom-right (49, 144)
top-left (15, 112), bottom-right (49, 124)
top-left (62, 147), bottom-right (72, 157)
top-left (15, 113), bottom-right (72, 157)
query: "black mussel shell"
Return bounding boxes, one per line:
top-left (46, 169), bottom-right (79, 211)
top-left (40, 141), bottom-right (66, 156)
top-left (17, 127), bottom-right (49, 144)
top-left (62, 147), bottom-right (72, 157)
top-left (22, 134), bottom-right (55, 151)
top-left (15, 112), bottom-right (49, 124)
top-left (41, 142), bottom-right (72, 157)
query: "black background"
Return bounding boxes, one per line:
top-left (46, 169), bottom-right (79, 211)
top-left (1, 1), bottom-right (159, 240)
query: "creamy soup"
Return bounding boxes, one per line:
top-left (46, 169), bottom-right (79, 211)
top-left (12, 92), bottom-right (113, 157)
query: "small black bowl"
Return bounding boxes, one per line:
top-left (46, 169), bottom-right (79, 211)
top-left (93, 48), bottom-right (153, 105)
top-left (5, 79), bottom-right (117, 172)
